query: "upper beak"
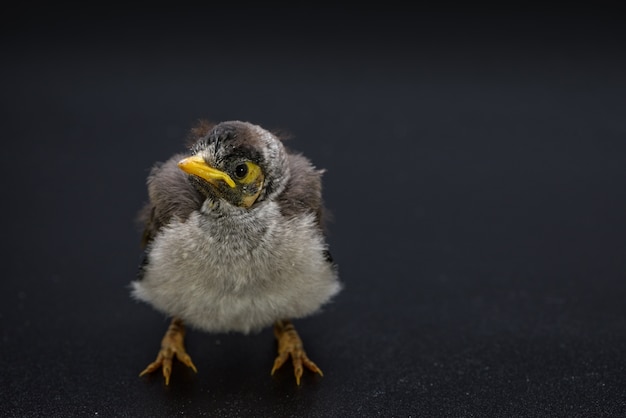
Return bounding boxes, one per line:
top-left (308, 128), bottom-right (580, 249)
top-left (177, 154), bottom-right (236, 188)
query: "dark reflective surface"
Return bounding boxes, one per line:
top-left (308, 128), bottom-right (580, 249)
top-left (2, 7), bottom-right (625, 417)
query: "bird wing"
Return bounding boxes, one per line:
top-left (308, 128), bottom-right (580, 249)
top-left (138, 153), bottom-right (204, 249)
top-left (278, 150), bottom-right (335, 263)
top-left (139, 120), bottom-right (216, 247)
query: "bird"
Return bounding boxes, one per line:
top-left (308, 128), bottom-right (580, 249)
top-left (131, 119), bottom-right (342, 385)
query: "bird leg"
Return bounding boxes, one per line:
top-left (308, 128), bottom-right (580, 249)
top-left (139, 317), bottom-right (197, 385)
top-left (271, 319), bottom-right (323, 385)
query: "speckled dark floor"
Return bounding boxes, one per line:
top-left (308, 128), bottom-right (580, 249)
top-left (2, 7), bottom-right (626, 417)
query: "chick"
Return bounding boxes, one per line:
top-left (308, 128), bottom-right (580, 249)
top-left (131, 120), bottom-right (342, 385)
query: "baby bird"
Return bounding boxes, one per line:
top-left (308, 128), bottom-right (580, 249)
top-left (131, 120), bottom-right (342, 385)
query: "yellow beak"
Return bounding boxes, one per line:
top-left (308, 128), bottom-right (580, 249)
top-left (177, 154), bottom-right (236, 188)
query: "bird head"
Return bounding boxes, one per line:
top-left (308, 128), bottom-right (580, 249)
top-left (177, 121), bottom-right (290, 208)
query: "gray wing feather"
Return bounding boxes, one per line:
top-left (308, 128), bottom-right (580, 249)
top-left (277, 150), bottom-right (334, 258)
top-left (139, 153), bottom-right (203, 248)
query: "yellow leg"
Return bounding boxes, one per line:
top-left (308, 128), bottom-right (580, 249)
top-left (139, 317), bottom-right (197, 385)
top-left (271, 320), bottom-right (323, 385)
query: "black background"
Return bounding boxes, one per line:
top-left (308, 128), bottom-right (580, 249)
top-left (2, 6), bottom-right (626, 417)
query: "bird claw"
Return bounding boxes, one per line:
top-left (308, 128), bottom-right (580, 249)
top-left (271, 320), bottom-right (323, 385)
top-left (139, 318), bottom-right (197, 385)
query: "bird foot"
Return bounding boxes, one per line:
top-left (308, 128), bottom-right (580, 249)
top-left (139, 317), bottom-right (197, 385)
top-left (271, 320), bottom-right (323, 385)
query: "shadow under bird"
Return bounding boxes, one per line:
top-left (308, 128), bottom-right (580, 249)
top-left (131, 120), bottom-right (342, 385)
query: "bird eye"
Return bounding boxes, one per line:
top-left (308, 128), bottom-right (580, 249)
top-left (234, 163), bottom-right (248, 179)
top-left (232, 161), bottom-right (263, 187)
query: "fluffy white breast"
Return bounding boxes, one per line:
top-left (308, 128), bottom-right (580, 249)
top-left (131, 200), bottom-right (341, 333)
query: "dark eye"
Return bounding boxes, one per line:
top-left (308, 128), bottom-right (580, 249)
top-left (234, 163), bottom-right (248, 179)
